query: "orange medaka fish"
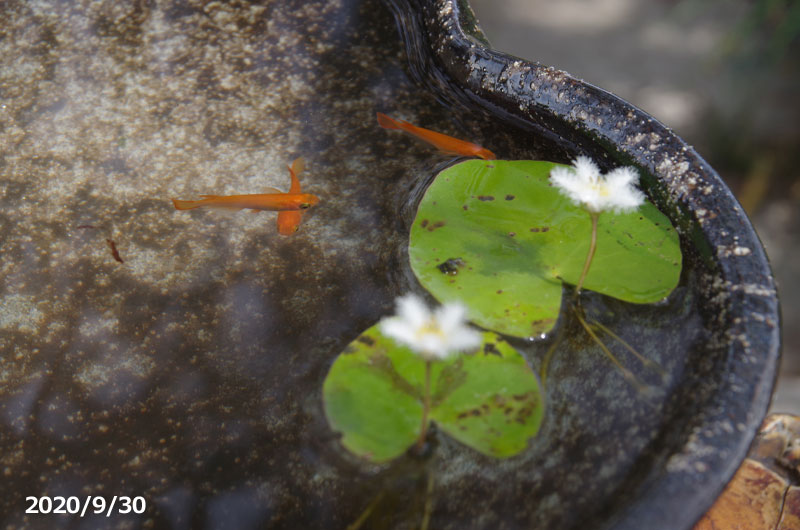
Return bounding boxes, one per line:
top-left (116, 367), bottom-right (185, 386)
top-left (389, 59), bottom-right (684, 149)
top-left (277, 157), bottom-right (307, 235)
top-left (171, 189), bottom-right (319, 212)
top-left (376, 112), bottom-right (496, 160)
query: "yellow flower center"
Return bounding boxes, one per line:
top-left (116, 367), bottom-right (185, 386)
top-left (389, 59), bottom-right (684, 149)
top-left (416, 320), bottom-right (444, 339)
top-left (591, 181), bottom-right (611, 197)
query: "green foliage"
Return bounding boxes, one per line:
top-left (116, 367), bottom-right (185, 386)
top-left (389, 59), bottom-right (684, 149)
top-left (727, 0), bottom-right (800, 63)
top-left (408, 160), bottom-right (681, 338)
top-left (323, 325), bottom-right (544, 463)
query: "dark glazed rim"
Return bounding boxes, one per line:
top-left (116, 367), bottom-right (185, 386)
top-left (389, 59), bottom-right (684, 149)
top-left (384, 0), bottom-right (782, 528)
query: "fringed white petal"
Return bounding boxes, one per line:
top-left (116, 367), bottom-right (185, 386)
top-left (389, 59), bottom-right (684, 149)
top-left (446, 326), bottom-right (483, 353)
top-left (572, 156), bottom-right (601, 183)
top-left (380, 318), bottom-right (416, 347)
top-left (435, 303), bottom-right (467, 335)
top-left (379, 295), bottom-right (480, 361)
top-left (549, 157), bottom-right (645, 213)
top-left (603, 167), bottom-right (645, 213)
top-left (394, 294), bottom-right (429, 330)
top-left (418, 334), bottom-right (450, 360)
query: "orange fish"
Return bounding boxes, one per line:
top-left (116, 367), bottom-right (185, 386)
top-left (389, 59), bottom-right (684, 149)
top-left (171, 190), bottom-right (319, 212)
top-left (277, 158), bottom-right (307, 235)
top-left (376, 112), bottom-right (496, 160)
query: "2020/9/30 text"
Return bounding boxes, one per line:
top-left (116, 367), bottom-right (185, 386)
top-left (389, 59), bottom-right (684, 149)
top-left (26, 496), bottom-right (146, 517)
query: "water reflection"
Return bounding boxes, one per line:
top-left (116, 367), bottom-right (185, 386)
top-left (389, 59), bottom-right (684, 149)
top-left (1, 373), bottom-right (44, 436)
top-left (0, 0), bottom-right (706, 528)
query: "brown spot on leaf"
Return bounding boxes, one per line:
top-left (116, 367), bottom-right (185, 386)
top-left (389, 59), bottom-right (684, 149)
top-left (530, 227), bottom-right (540, 232)
top-left (420, 219), bottom-right (429, 228)
top-left (508, 232), bottom-right (516, 237)
top-left (505, 194), bottom-right (515, 200)
top-left (477, 195), bottom-right (495, 201)
top-left (427, 220), bottom-right (446, 231)
top-left (483, 342), bottom-right (501, 356)
top-left (357, 335), bottom-right (375, 346)
top-left (462, 205), bottom-right (468, 210)
top-left (437, 257), bottom-right (465, 275)
top-left (457, 408), bottom-right (484, 420)
top-left (531, 318), bottom-right (556, 329)
top-left (515, 399), bottom-right (539, 425)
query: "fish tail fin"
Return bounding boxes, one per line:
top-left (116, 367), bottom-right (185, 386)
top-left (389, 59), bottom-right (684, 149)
top-left (478, 148), bottom-right (498, 160)
top-left (172, 198), bottom-right (200, 210)
top-left (290, 157), bottom-right (305, 176)
top-left (376, 112), bottom-right (405, 131)
top-left (287, 158), bottom-right (304, 193)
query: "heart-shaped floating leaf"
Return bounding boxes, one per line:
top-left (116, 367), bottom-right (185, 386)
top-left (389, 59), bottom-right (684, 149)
top-left (408, 160), bottom-right (681, 338)
top-left (323, 325), bottom-right (544, 463)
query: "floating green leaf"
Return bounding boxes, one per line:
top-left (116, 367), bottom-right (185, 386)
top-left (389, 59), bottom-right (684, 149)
top-left (323, 325), bottom-right (544, 463)
top-left (408, 160), bottom-right (682, 338)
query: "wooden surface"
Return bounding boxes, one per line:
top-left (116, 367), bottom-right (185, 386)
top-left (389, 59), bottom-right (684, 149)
top-left (694, 414), bottom-right (800, 529)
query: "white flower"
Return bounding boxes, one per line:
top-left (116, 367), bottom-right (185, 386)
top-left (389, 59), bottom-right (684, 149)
top-left (380, 294), bottom-right (482, 361)
top-left (549, 156), bottom-right (645, 213)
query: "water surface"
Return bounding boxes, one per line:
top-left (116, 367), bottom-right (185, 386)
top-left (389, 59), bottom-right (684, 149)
top-left (0, 1), bottom-right (708, 528)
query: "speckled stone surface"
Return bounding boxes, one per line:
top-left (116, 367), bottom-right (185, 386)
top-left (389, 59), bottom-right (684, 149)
top-left (0, 0), bottom-right (780, 529)
top-left (0, 0), bottom-right (445, 527)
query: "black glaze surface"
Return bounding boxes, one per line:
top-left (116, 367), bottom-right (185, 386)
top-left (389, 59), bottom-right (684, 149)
top-left (385, 0), bottom-right (781, 528)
